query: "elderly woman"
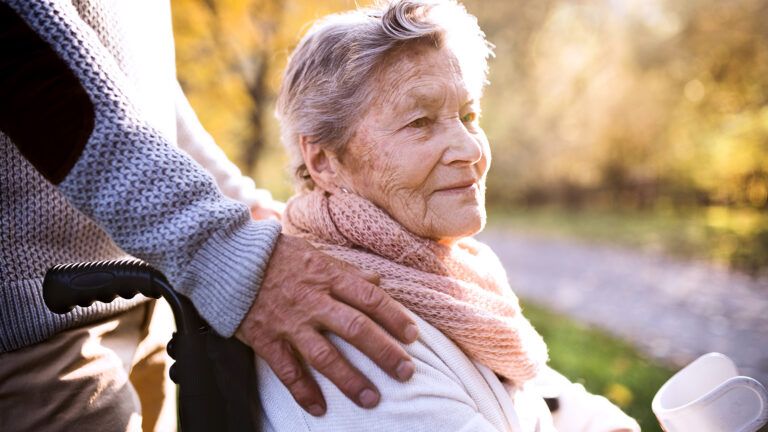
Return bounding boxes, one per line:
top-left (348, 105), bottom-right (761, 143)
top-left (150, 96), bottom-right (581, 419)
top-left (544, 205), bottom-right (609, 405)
top-left (257, 1), bottom-right (641, 431)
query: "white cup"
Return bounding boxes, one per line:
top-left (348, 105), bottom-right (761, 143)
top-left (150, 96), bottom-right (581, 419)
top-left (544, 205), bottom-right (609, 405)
top-left (652, 352), bottom-right (768, 432)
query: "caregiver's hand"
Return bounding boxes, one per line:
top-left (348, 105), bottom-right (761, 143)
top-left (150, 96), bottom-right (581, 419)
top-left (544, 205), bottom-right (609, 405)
top-left (236, 234), bottom-right (419, 416)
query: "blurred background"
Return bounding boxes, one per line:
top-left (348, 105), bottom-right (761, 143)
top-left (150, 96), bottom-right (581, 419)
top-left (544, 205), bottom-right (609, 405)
top-left (171, 0), bottom-right (768, 430)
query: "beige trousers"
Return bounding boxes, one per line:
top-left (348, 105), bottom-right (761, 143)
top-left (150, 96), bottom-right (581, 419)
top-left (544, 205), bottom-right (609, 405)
top-left (0, 300), bottom-right (177, 432)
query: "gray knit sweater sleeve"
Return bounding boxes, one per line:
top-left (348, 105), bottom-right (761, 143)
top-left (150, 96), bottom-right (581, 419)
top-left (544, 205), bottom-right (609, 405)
top-left (8, 0), bottom-right (281, 336)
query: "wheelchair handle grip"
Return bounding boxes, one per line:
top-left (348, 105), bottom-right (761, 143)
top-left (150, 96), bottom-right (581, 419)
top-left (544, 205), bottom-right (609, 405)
top-left (43, 259), bottom-right (164, 314)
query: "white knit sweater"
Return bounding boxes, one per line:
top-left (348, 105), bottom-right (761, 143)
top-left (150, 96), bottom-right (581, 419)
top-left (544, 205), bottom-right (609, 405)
top-left (257, 313), bottom-right (553, 432)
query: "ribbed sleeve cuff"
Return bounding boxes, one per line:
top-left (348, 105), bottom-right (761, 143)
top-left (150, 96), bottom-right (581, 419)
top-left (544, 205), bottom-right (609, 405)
top-left (180, 219), bottom-right (282, 336)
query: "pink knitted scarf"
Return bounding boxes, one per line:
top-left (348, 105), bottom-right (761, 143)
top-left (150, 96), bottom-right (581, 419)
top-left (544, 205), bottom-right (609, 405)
top-left (284, 190), bottom-right (549, 384)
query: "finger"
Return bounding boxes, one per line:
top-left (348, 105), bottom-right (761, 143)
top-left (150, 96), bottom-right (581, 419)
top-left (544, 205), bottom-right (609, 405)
top-left (257, 339), bottom-right (327, 416)
top-left (357, 268), bottom-right (381, 286)
top-left (332, 276), bottom-right (419, 344)
top-left (320, 301), bottom-right (415, 382)
top-left (293, 330), bottom-right (381, 409)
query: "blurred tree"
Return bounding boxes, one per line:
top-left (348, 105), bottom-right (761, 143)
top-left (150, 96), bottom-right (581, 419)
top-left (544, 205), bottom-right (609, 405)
top-left (172, 0), bottom-right (354, 197)
top-left (463, 0), bottom-right (768, 209)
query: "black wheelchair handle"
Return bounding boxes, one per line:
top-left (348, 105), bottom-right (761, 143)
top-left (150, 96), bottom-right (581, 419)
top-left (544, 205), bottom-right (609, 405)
top-left (42, 259), bottom-right (256, 432)
top-left (43, 258), bottom-right (198, 334)
top-left (43, 259), bottom-right (163, 314)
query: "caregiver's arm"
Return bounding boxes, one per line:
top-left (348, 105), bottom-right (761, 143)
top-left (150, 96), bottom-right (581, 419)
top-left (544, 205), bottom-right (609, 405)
top-left (0, 0), bottom-right (416, 415)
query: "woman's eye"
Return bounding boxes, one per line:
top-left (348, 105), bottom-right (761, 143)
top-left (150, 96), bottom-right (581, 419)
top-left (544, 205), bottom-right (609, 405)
top-left (407, 117), bottom-right (431, 128)
top-left (461, 112), bottom-right (477, 123)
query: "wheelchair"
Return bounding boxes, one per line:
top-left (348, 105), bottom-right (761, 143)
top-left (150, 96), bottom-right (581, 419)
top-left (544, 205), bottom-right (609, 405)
top-left (43, 259), bottom-right (257, 432)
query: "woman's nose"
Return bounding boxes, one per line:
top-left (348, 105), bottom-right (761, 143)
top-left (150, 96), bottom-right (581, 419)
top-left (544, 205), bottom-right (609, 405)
top-left (441, 120), bottom-right (483, 166)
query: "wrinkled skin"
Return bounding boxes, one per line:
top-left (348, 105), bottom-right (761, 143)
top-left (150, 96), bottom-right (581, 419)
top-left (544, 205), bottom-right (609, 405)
top-left (237, 234), bottom-right (418, 416)
top-left (305, 44), bottom-right (491, 244)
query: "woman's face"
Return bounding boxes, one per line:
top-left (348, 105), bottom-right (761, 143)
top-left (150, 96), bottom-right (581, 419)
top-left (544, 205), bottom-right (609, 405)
top-left (337, 44), bottom-right (491, 243)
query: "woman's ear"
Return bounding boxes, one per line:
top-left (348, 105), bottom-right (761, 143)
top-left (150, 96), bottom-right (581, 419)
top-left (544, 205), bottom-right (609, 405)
top-left (299, 135), bottom-right (344, 192)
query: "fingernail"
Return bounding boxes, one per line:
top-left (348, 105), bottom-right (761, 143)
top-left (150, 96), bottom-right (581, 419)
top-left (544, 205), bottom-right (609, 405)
top-left (358, 388), bottom-right (379, 408)
top-left (396, 360), bottom-right (415, 381)
top-left (308, 404), bottom-right (325, 416)
top-left (404, 323), bottom-right (419, 343)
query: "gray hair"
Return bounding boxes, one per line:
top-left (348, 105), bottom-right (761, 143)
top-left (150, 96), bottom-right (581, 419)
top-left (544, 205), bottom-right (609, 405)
top-left (276, 0), bottom-right (494, 191)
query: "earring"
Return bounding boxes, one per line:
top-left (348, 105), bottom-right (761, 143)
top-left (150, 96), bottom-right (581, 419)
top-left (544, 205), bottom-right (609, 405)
top-left (339, 186), bottom-right (350, 193)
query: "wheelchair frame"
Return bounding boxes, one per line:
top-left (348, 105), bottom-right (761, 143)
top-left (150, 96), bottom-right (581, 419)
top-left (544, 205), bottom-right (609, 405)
top-left (43, 259), bottom-right (256, 432)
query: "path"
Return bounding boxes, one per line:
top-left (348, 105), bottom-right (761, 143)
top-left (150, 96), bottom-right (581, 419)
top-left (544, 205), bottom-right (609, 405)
top-left (477, 229), bottom-right (768, 386)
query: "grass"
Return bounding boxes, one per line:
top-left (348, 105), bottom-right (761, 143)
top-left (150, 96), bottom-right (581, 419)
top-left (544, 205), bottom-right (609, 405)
top-left (488, 205), bottom-right (768, 277)
top-left (498, 206), bottom-right (768, 430)
top-left (522, 301), bottom-right (676, 431)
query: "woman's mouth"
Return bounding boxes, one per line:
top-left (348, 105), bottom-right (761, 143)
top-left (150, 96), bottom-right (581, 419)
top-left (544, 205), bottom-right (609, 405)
top-left (434, 182), bottom-right (478, 194)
